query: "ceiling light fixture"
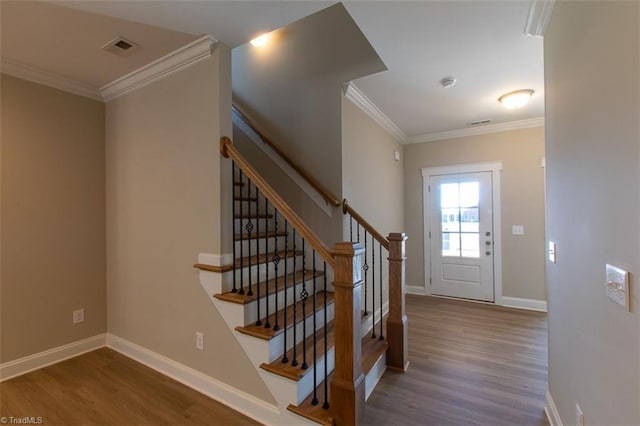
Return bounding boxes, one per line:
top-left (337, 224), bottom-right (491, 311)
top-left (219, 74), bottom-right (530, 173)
top-left (498, 89), bottom-right (534, 109)
top-left (250, 33), bottom-right (270, 48)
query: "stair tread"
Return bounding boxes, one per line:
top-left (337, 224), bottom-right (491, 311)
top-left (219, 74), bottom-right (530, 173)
top-left (233, 181), bottom-right (245, 187)
top-left (233, 250), bottom-right (302, 269)
top-left (260, 321), bottom-right (335, 381)
top-left (234, 196), bottom-right (258, 202)
top-left (234, 231), bottom-right (287, 241)
top-left (286, 320), bottom-right (389, 426)
top-left (214, 270), bottom-right (324, 305)
top-left (236, 292), bottom-right (335, 340)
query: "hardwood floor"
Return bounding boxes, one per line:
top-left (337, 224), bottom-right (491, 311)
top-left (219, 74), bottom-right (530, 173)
top-left (0, 348), bottom-right (260, 426)
top-left (365, 295), bottom-right (549, 426)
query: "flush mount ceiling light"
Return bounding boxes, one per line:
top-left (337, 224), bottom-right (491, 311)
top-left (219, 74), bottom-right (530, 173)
top-left (250, 33), bottom-right (270, 48)
top-left (498, 89), bottom-right (534, 109)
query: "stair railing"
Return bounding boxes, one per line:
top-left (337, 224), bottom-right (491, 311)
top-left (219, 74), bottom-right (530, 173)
top-left (342, 199), bottom-right (409, 372)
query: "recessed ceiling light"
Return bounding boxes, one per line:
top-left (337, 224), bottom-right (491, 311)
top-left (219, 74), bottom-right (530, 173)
top-left (440, 77), bottom-right (456, 89)
top-left (498, 89), bottom-right (534, 109)
top-left (250, 33), bottom-right (270, 48)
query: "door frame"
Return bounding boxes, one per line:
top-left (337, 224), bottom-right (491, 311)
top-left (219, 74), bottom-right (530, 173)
top-left (421, 162), bottom-right (503, 305)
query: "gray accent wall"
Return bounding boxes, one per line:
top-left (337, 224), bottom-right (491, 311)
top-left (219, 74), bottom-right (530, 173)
top-left (544, 2), bottom-right (639, 423)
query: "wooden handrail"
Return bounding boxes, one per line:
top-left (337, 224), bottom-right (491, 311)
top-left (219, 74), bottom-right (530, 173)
top-left (221, 136), bottom-right (336, 270)
top-left (342, 199), bottom-right (389, 250)
top-left (232, 104), bottom-right (341, 207)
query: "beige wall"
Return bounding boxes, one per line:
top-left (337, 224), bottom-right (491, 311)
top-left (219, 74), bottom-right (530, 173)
top-left (231, 4), bottom-right (385, 244)
top-left (105, 49), bottom-right (273, 403)
top-left (545, 2), bottom-right (639, 423)
top-left (403, 127), bottom-right (546, 301)
top-left (341, 96), bottom-right (404, 238)
top-left (1, 75), bottom-right (106, 362)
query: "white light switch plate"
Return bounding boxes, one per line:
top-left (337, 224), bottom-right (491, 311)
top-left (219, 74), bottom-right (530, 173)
top-left (548, 241), bottom-right (556, 263)
top-left (512, 225), bottom-right (524, 235)
top-left (605, 264), bottom-right (629, 310)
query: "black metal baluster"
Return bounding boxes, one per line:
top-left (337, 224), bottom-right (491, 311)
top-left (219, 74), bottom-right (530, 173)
top-left (231, 162), bottom-right (237, 293)
top-left (357, 222), bottom-right (360, 242)
top-left (300, 240), bottom-right (308, 370)
top-left (255, 184), bottom-right (261, 325)
top-left (371, 239), bottom-right (376, 338)
top-left (246, 180), bottom-right (254, 297)
top-left (282, 220), bottom-right (289, 363)
top-left (291, 229), bottom-right (298, 367)
top-left (264, 197), bottom-right (271, 329)
top-left (238, 170), bottom-right (245, 295)
top-left (350, 216), bottom-right (353, 242)
top-left (272, 209), bottom-right (280, 331)
top-left (322, 261), bottom-right (329, 410)
top-left (363, 231), bottom-right (369, 316)
top-left (311, 251), bottom-right (318, 405)
top-left (379, 244), bottom-right (384, 340)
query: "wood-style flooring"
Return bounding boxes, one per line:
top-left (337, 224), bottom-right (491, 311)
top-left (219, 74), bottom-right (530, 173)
top-left (0, 348), bottom-right (259, 426)
top-left (365, 295), bottom-right (549, 426)
top-left (1, 295), bottom-right (547, 426)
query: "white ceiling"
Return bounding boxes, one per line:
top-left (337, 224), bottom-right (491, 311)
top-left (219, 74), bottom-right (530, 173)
top-left (2, 0), bottom-right (544, 141)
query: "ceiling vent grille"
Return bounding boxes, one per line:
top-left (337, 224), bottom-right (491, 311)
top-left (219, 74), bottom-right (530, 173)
top-left (102, 36), bottom-right (140, 56)
top-left (469, 119), bottom-right (492, 126)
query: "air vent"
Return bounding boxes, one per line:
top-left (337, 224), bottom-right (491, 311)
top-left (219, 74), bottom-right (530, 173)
top-left (469, 119), bottom-right (492, 126)
top-left (102, 36), bottom-right (140, 56)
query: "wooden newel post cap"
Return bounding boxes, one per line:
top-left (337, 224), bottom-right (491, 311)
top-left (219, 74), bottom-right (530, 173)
top-left (331, 241), bottom-right (365, 257)
top-left (388, 232), bottom-right (408, 242)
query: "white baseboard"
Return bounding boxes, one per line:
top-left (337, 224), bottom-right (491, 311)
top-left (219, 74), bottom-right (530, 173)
top-left (106, 333), bottom-right (281, 425)
top-left (406, 285), bottom-right (427, 295)
top-left (0, 333), bottom-right (107, 382)
top-left (545, 390), bottom-right (563, 426)
top-left (501, 296), bottom-right (547, 312)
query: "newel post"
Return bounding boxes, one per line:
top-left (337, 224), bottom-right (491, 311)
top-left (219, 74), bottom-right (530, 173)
top-left (330, 242), bottom-right (366, 425)
top-left (387, 233), bottom-right (409, 372)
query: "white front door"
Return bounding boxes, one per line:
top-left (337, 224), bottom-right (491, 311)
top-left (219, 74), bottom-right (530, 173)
top-left (429, 171), bottom-right (495, 301)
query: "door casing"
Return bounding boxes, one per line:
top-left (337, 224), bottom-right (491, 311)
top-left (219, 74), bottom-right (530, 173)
top-left (421, 162), bottom-right (503, 304)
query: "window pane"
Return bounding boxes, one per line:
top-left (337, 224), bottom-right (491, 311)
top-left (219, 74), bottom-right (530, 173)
top-left (460, 208), bottom-right (479, 232)
top-left (441, 208), bottom-right (460, 232)
top-left (460, 233), bottom-right (480, 258)
top-left (460, 182), bottom-right (479, 207)
top-left (442, 232), bottom-right (460, 257)
top-left (440, 183), bottom-right (459, 208)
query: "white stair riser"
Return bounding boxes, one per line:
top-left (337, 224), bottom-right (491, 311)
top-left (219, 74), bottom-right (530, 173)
top-left (266, 302), bottom-right (335, 363)
top-left (294, 347), bottom-right (335, 405)
top-left (234, 236), bottom-right (287, 256)
top-left (221, 256), bottom-right (302, 292)
top-left (236, 217), bottom-right (273, 231)
top-left (242, 280), bottom-right (330, 327)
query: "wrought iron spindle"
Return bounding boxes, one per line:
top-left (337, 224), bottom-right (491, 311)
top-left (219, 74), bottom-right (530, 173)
top-left (238, 170), bottom-right (245, 295)
top-left (246, 180), bottom-right (254, 297)
top-left (322, 261), bottom-right (329, 410)
top-left (272, 209), bottom-right (280, 331)
top-left (357, 222), bottom-right (360, 242)
top-left (379, 243), bottom-right (384, 340)
top-left (263, 197), bottom-right (271, 328)
top-left (363, 231), bottom-right (369, 316)
top-left (371, 238), bottom-right (376, 338)
top-left (300, 240), bottom-right (308, 370)
top-left (350, 216), bottom-right (353, 241)
top-left (231, 162), bottom-right (237, 293)
top-left (255, 183), bottom-right (261, 325)
top-left (311, 251), bottom-right (318, 405)
top-left (291, 229), bottom-right (298, 367)
top-left (282, 220), bottom-right (289, 364)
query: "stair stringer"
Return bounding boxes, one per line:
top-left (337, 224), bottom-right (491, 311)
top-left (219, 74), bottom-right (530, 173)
top-left (196, 254), bottom-right (330, 425)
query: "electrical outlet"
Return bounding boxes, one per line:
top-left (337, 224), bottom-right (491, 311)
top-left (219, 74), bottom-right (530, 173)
top-left (605, 264), bottom-right (630, 310)
top-left (512, 225), bottom-right (525, 235)
top-left (196, 332), bottom-right (204, 350)
top-left (73, 308), bottom-right (85, 324)
top-left (576, 403), bottom-right (584, 426)
top-left (548, 241), bottom-right (557, 263)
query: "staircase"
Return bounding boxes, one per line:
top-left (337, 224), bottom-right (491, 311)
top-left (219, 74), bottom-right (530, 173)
top-left (194, 133), bottom-right (407, 425)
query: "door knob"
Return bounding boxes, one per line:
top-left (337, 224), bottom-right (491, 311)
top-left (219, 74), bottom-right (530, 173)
top-left (485, 231), bottom-right (491, 236)
top-left (485, 251), bottom-right (491, 256)
top-left (485, 241), bottom-right (491, 246)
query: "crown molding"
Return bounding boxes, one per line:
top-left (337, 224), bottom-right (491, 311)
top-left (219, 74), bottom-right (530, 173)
top-left (0, 57), bottom-right (102, 101)
top-left (406, 117), bottom-right (545, 144)
top-left (100, 35), bottom-right (218, 102)
top-left (524, 0), bottom-right (556, 37)
top-left (343, 82), bottom-right (407, 143)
